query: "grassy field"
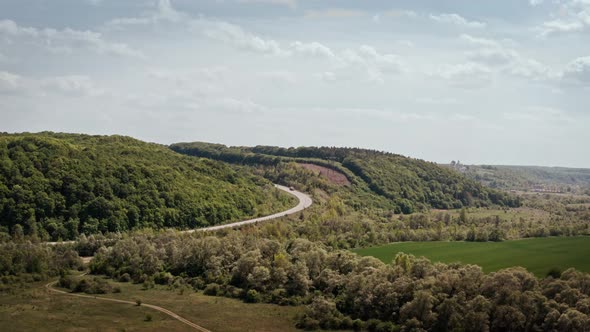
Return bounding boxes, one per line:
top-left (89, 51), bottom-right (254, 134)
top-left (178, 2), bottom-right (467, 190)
top-left (353, 236), bottom-right (590, 277)
top-left (0, 278), bottom-right (303, 331)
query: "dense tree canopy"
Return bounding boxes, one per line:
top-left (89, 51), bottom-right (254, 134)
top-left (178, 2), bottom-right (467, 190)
top-left (171, 143), bottom-right (521, 213)
top-left (81, 228), bottom-right (590, 332)
top-left (0, 133), bottom-right (293, 240)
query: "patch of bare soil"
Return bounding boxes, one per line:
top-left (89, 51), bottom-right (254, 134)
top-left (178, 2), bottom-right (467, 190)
top-left (298, 163), bottom-right (351, 186)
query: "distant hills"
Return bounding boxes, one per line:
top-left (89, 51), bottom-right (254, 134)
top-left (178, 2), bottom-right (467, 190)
top-left (0, 133), bottom-right (291, 240)
top-left (448, 162), bottom-right (590, 193)
top-left (171, 143), bottom-right (521, 213)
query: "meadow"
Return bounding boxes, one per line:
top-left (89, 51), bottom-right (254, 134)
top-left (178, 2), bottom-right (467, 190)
top-left (0, 278), bottom-right (303, 332)
top-left (353, 236), bottom-right (590, 277)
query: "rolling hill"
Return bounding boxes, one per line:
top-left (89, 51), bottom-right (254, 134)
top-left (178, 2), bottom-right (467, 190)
top-left (0, 133), bottom-right (292, 241)
top-left (170, 143), bottom-right (521, 213)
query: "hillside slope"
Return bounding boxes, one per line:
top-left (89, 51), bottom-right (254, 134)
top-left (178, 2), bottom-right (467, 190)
top-left (170, 143), bottom-right (521, 213)
top-left (0, 133), bottom-right (292, 240)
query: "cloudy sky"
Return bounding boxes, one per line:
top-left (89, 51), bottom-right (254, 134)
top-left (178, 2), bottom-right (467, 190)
top-left (1, 0), bottom-right (590, 167)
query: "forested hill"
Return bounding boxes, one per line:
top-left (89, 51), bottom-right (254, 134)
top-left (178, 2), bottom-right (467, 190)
top-left (0, 133), bottom-right (292, 241)
top-left (170, 143), bottom-right (521, 213)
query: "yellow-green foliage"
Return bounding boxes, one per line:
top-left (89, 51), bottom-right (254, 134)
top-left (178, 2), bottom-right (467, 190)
top-left (0, 132), bottom-right (292, 240)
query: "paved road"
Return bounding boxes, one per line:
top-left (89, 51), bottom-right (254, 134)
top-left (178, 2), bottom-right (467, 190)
top-left (45, 279), bottom-right (211, 331)
top-left (187, 184), bottom-right (312, 233)
top-left (46, 184), bottom-right (312, 244)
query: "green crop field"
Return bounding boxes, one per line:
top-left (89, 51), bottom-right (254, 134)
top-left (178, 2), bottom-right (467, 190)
top-left (353, 236), bottom-right (590, 277)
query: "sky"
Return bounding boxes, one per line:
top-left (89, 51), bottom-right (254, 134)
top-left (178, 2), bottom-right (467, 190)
top-left (1, 0), bottom-right (590, 167)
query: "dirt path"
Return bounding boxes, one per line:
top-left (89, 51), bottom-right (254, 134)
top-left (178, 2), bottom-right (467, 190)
top-left (45, 279), bottom-right (211, 331)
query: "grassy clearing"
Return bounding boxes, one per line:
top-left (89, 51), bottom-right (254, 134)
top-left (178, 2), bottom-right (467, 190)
top-left (0, 278), bottom-right (303, 332)
top-left (353, 236), bottom-right (590, 277)
top-left (0, 281), bottom-right (182, 331)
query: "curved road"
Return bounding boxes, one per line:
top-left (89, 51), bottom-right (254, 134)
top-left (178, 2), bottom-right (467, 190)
top-left (45, 279), bottom-right (210, 331)
top-left (187, 184), bottom-right (312, 233)
top-left (46, 184), bottom-right (312, 244)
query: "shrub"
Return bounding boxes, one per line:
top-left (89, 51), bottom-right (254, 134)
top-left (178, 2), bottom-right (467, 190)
top-left (58, 276), bottom-right (76, 290)
top-left (154, 272), bottom-right (174, 285)
top-left (203, 283), bottom-right (220, 296)
top-left (118, 273), bottom-right (131, 282)
top-left (245, 289), bottom-right (261, 303)
top-left (366, 319), bottom-right (382, 332)
top-left (352, 319), bottom-right (364, 331)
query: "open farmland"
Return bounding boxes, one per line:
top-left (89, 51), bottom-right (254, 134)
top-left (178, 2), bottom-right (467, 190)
top-left (353, 236), bottom-right (590, 277)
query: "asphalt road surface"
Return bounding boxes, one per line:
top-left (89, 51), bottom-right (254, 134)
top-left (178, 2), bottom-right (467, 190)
top-left (186, 184), bottom-right (313, 233)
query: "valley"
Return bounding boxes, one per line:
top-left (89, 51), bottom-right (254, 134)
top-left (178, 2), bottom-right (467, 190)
top-left (1, 133), bottom-right (589, 331)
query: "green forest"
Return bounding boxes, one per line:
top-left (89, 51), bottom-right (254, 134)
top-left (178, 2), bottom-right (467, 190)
top-left (171, 143), bottom-right (521, 213)
top-left (0, 133), bottom-right (293, 241)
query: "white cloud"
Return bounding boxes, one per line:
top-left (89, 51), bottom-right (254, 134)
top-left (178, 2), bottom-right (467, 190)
top-left (304, 9), bottom-right (367, 19)
top-left (537, 0), bottom-right (590, 36)
top-left (146, 66), bottom-right (230, 97)
top-left (529, 0), bottom-right (544, 6)
top-left (461, 34), bottom-right (554, 80)
top-left (105, 0), bottom-right (185, 28)
top-left (435, 62), bottom-right (493, 89)
top-left (0, 20), bottom-right (145, 58)
top-left (316, 71), bottom-right (337, 82)
top-left (429, 13), bottom-right (486, 28)
top-left (0, 71), bottom-right (102, 97)
top-left (204, 22), bottom-right (286, 56)
top-left (378, 10), bottom-right (418, 19)
top-left (290, 41), bottom-right (336, 58)
top-left (0, 71), bottom-right (24, 93)
top-left (41, 76), bottom-right (104, 97)
top-left (540, 20), bottom-right (584, 35)
top-left (202, 21), bottom-right (403, 82)
top-left (561, 56), bottom-right (590, 85)
top-left (339, 45), bottom-right (404, 82)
